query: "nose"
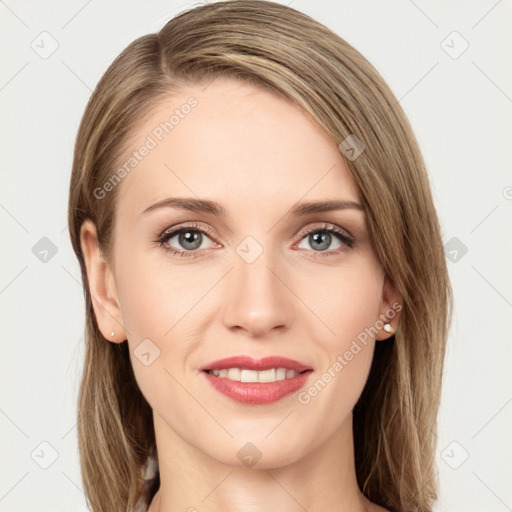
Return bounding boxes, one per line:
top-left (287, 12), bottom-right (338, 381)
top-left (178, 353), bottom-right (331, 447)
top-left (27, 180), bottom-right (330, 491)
top-left (221, 245), bottom-right (295, 339)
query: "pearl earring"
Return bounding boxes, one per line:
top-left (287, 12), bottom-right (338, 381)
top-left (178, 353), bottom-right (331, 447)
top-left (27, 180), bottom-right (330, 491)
top-left (111, 332), bottom-right (115, 337)
top-left (383, 323), bottom-right (394, 334)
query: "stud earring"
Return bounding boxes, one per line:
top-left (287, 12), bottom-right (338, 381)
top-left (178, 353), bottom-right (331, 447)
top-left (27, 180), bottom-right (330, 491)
top-left (383, 323), bottom-right (394, 334)
top-left (111, 332), bottom-right (115, 337)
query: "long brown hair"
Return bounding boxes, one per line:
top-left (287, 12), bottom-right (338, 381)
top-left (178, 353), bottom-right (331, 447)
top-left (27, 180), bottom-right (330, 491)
top-left (67, 1), bottom-right (453, 511)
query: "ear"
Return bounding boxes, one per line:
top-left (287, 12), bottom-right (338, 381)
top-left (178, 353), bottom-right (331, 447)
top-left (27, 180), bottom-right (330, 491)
top-left (375, 273), bottom-right (403, 341)
top-left (80, 219), bottom-right (126, 343)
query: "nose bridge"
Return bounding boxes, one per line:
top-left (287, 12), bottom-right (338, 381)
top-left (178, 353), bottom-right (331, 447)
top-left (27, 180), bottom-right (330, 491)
top-left (222, 235), bottom-right (294, 336)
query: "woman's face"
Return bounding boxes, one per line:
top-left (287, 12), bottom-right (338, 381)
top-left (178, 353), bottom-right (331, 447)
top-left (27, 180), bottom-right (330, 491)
top-left (84, 77), bottom-right (400, 468)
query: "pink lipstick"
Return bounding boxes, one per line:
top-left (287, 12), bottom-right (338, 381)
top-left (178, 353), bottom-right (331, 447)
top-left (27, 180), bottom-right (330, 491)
top-left (200, 356), bottom-right (313, 404)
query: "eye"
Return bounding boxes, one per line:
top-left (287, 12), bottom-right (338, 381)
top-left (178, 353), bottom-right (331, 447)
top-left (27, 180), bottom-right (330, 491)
top-left (156, 222), bottom-right (217, 258)
top-left (295, 223), bottom-right (354, 255)
top-left (155, 221), bottom-right (355, 259)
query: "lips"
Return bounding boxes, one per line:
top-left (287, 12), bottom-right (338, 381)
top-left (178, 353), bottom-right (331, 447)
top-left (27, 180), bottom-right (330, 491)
top-left (199, 355), bottom-right (313, 404)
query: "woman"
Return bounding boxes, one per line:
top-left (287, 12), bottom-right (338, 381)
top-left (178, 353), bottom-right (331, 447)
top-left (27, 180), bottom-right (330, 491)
top-left (67, 1), bottom-right (453, 511)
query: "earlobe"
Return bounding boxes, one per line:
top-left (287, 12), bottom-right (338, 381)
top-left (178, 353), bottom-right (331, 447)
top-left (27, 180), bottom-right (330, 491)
top-left (80, 219), bottom-right (126, 343)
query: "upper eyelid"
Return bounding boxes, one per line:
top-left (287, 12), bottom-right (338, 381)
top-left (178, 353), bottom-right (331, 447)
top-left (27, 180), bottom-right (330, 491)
top-left (296, 222), bottom-right (353, 239)
top-left (160, 222), bottom-right (217, 241)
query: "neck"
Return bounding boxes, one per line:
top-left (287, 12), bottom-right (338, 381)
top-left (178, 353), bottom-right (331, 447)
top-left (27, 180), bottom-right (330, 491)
top-left (147, 410), bottom-right (370, 512)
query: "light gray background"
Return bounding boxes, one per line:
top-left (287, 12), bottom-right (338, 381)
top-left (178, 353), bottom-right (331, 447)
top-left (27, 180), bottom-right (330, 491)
top-left (1, 1), bottom-right (511, 510)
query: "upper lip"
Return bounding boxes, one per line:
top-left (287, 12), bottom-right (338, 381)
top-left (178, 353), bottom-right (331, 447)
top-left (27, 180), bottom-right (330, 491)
top-left (200, 356), bottom-right (313, 373)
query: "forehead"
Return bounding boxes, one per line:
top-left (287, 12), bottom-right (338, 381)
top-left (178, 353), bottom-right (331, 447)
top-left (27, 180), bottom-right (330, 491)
top-left (115, 77), bottom-right (361, 219)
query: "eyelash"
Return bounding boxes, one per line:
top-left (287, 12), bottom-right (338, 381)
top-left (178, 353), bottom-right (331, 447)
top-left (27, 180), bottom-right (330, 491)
top-left (155, 222), bottom-right (355, 259)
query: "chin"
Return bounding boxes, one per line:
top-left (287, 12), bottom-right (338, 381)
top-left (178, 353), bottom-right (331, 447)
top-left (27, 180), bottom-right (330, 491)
top-left (199, 433), bottom-right (310, 471)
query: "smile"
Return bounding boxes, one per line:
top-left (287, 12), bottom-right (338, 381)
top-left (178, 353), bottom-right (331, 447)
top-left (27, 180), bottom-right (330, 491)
top-left (200, 355), bottom-right (314, 405)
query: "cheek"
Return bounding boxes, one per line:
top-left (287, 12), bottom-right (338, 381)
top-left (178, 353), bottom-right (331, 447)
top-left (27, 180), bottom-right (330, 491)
top-left (293, 261), bottom-right (382, 409)
top-left (113, 238), bottom-right (198, 341)
top-left (112, 249), bottom-right (194, 406)
top-left (112, 244), bottom-right (215, 392)
top-left (293, 257), bottom-right (383, 347)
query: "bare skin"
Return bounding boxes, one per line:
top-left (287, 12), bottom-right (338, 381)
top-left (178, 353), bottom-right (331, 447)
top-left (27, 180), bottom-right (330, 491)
top-left (81, 77), bottom-right (399, 512)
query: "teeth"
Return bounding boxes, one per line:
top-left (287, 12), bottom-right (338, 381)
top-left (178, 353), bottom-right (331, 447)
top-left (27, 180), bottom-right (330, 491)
top-left (241, 369), bottom-right (259, 383)
top-left (208, 367), bottom-right (301, 382)
top-left (257, 369), bottom-right (275, 383)
top-left (226, 368), bottom-right (240, 381)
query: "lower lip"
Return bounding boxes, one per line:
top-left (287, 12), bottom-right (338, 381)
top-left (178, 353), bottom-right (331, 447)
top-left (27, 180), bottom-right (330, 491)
top-left (202, 370), bottom-right (312, 404)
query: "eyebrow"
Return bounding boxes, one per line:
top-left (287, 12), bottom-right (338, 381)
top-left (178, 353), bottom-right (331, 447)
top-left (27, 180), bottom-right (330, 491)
top-left (141, 197), bottom-right (365, 217)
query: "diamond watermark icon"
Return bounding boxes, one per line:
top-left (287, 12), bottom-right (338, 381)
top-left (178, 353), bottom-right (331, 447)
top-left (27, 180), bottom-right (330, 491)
top-left (31, 31), bottom-right (59, 59)
top-left (31, 441), bottom-right (59, 469)
top-left (440, 440), bottom-right (469, 469)
top-left (338, 134), bottom-right (365, 161)
top-left (32, 237), bottom-right (58, 263)
top-left (237, 442), bottom-right (262, 468)
top-left (444, 236), bottom-right (468, 263)
top-left (134, 338), bottom-right (161, 366)
top-left (236, 236), bottom-right (263, 264)
top-left (441, 31), bottom-right (469, 60)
